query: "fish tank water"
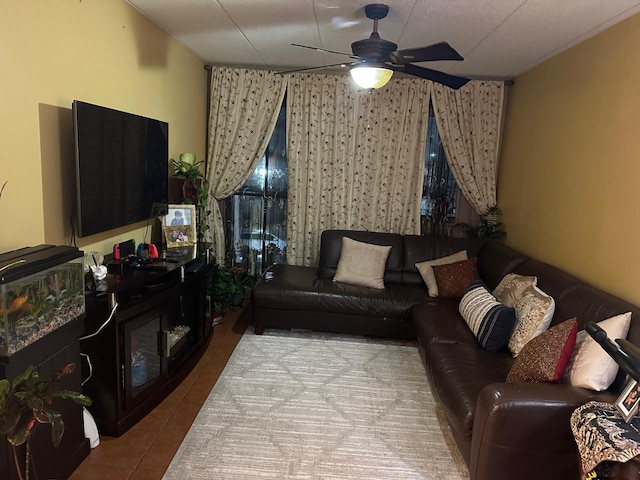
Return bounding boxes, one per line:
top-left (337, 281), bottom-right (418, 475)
top-left (0, 246), bottom-right (85, 357)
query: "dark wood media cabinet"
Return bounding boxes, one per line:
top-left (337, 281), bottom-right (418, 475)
top-left (80, 244), bottom-right (215, 437)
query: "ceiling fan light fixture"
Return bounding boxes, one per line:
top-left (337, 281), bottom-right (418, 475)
top-left (350, 64), bottom-right (393, 89)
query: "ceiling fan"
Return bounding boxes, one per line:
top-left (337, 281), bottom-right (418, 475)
top-left (284, 3), bottom-right (470, 90)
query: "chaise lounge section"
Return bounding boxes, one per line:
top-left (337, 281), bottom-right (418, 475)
top-left (251, 229), bottom-right (640, 480)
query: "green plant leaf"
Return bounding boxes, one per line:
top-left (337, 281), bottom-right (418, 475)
top-left (45, 410), bottom-right (64, 447)
top-left (51, 390), bottom-right (92, 406)
top-left (7, 412), bottom-right (34, 446)
top-left (11, 365), bottom-right (34, 390)
top-left (0, 379), bottom-right (9, 411)
top-left (0, 400), bottom-right (21, 435)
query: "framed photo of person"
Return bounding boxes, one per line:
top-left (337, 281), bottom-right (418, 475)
top-left (615, 379), bottom-right (640, 422)
top-left (163, 204), bottom-right (196, 248)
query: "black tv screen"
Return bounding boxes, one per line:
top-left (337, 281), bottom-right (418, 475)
top-left (73, 100), bottom-right (168, 237)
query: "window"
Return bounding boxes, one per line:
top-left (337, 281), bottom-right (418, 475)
top-left (223, 103), bottom-right (287, 275)
top-left (223, 98), bottom-right (459, 272)
top-left (421, 102), bottom-right (458, 236)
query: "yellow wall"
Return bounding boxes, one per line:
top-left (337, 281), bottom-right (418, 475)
top-left (499, 12), bottom-right (640, 304)
top-left (0, 1), bottom-right (207, 255)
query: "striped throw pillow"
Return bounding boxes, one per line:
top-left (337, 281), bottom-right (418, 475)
top-left (459, 279), bottom-right (517, 352)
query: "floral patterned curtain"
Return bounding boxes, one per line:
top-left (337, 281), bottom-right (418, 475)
top-left (287, 74), bottom-right (431, 266)
top-left (431, 81), bottom-right (505, 214)
top-left (206, 67), bottom-right (287, 259)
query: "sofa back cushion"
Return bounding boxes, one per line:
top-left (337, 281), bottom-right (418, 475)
top-left (476, 241), bottom-right (529, 290)
top-left (509, 257), bottom-right (640, 393)
top-left (318, 230), bottom-right (405, 284)
top-left (553, 286), bottom-right (640, 392)
top-left (512, 259), bottom-right (581, 311)
top-left (402, 235), bottom-right (484, 286)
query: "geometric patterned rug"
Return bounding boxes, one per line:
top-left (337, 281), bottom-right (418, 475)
top-left (163, 327), bottom-right (469, 479)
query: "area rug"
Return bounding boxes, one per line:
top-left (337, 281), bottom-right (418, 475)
top-left (163, 328), bottom-right (469, 479)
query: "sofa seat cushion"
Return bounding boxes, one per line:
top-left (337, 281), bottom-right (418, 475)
top-left (425, 342), bottom-right (514, 454)
top-left (412, 301), bottom-right (480, 347)
top-left (253, 264), bottom-right (428, 319)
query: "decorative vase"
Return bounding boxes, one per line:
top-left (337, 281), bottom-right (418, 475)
top-left (229, 292), bottom-right (244, 307)
top-left (169, 177), bottom-right (201, 204)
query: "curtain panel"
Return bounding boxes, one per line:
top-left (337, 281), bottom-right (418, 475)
top-left (431, 81), bottom-right (505, 214)
top-left (205, 67), bottom-right (287, 259)
top-left (287, 74), bottom-right (431, 266)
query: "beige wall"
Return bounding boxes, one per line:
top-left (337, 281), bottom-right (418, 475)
top-left (0, 1), bottom-right (207, 255)
top-left (499, 12), bottom-right (640, 305)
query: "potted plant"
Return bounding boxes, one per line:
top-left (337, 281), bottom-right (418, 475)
top-left (210, 263), bottom-right (235, 323)
top-left (169, 153), bottom-right (211, 241)
top-left (0, 363), bottom-right (92, 480)
top-left (456, 205), bottom-right (506, 241)
top-left (229, 266), bottom-right (254, 306)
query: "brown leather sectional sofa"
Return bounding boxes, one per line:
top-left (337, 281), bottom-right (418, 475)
top-left (251, 229), bottom-right (640, 480)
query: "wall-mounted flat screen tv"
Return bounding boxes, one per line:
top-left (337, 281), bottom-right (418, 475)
top-left (73, 100), bottom-right (168, 237)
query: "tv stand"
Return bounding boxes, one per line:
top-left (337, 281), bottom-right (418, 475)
top-left (81, 244), bottom-right (214, 436)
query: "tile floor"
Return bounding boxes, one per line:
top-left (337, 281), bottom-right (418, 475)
top-left (68, 302), bottom-right (251, 480)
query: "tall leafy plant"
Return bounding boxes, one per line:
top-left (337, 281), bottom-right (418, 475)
top-left (0, 363), bottom-right (91, 480)
top-left (171, 153), bottom-right (211, 241)
top-left (457, 205), bottom-right (506, 241)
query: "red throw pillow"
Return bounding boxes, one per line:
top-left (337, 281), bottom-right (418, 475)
top-left (432, 258), bottom-right (478, 300)
top-left (506, 318), bottom-right (578, 383)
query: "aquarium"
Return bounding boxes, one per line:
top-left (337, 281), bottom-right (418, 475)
top-left (0, 245), bottom-right (85, 357)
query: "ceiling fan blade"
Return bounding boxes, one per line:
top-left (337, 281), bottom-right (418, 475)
top-left (291, 43), bottom-right (359, 59)
top-left (390, 42), bottom-right (463, 64)
top-left (277, 62), bottom-right (353, 75)
top-left (391, 63), bottom-right (470, 90)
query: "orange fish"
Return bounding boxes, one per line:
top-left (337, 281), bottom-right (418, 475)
top-left (0, 295), bottom-right (34, 315)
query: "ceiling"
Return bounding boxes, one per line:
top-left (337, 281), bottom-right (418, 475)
top-left (126, 0), bottom-right (640, 80)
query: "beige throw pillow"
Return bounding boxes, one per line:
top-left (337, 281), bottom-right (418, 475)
top-left (415, 250), bottom-right (468, 297)
top-left (493, 273), bottom-right (538, 307)
top-left (333, 237), bottom-right (392, 289)
top-left (508, 285), bottom-right (555, 357)
top-left (564, 312), bottom-right (632, 391)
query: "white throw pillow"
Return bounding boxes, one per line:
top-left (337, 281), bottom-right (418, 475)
top-left (415, 250), bottom-right (468, 297)
top-left (565, 312), bottom-right (632, 391)
top-left (508, 285), bottom-right (555, 357)
top-left (333, 237), bottom-right (392, 289)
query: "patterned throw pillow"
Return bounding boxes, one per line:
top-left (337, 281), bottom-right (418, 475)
top-left (459, 278), bottom-right (517, 352)
top-left (432, 258), bottom-right (478, 300)
top-left (507, 318), bottom-right (577, 383)
top-left (493, 273), bottom-right (538, 307)
top-left (333, 237), bottom-right (392, 289)
top-left (415, 250), bottom-right (468, 297)
top-left (564, 312), bottom-right (632, 391)
top-left (509, 285), bottom-right (556, 357)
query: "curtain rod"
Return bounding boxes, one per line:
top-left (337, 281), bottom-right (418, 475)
top-left (204, 64), bottom-right (515, 85)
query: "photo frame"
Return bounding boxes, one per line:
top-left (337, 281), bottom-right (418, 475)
top-left (615, 378), bottom-right (640, 422)
top-left (163, 204), bottom-right (196, 248)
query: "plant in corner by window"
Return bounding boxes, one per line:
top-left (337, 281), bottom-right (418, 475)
top-left (210, 263), bottom-right (235, 315)
top-left (171, 153), bottom-right (211, 241)
top-left (457, 205), bottom-right (506, 241)
top-left (229, 266), bottom-right (254, 294)
top-left (0, 363), bottom-right (92, 480)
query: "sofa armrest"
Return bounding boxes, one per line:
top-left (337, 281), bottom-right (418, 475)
top-left (469, 382), bottom-right (614, 480)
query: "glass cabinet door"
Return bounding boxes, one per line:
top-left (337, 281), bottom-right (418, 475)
top-left (164, 287), bottom-right (199, 371)
top-left (123, 310), bottom-right (162, 404)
